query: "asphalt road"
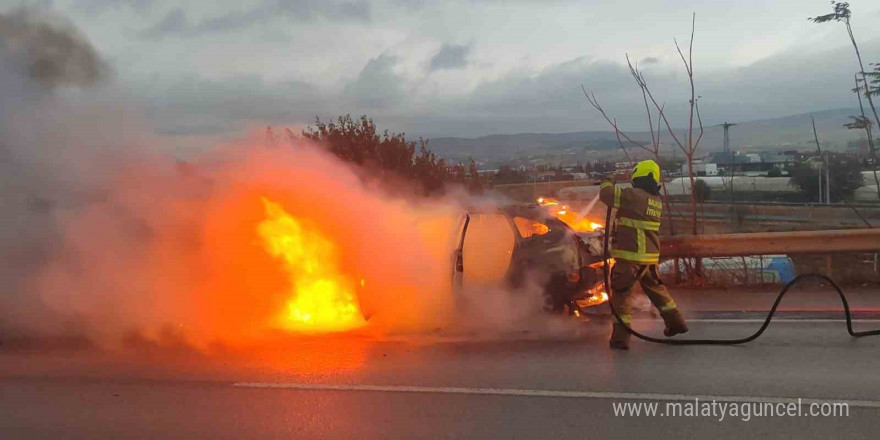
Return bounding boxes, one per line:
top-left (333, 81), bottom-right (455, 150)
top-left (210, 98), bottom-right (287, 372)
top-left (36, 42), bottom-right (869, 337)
top-left (2, 317), bottom-right (880, 439)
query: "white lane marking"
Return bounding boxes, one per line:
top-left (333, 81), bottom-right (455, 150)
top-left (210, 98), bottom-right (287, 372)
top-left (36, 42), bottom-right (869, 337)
top-left (232, 382), bottom-right (880, 409)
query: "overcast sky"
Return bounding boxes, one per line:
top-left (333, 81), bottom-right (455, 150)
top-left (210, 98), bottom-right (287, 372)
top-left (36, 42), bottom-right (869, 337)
top-left (5, 0), bottom-right (880, 139)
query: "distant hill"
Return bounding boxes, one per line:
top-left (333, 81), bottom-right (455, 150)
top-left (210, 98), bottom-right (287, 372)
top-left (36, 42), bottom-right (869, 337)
top-left (428, 108), bottom-right (869, 162)
top-left (716, 108), bottom-right (866, 149)
top-left (426, 131), bottom-right (639, 159)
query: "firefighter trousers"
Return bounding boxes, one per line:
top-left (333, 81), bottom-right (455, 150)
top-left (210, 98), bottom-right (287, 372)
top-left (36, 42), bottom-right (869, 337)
top-left (609, 260), bottom-right (678, 325)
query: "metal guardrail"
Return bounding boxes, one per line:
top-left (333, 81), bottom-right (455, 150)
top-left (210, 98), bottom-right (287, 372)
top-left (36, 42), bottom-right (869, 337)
top-left (660, 228), bottom-right (880, 258)
top-left (688, 200), bottom-right (880, 209)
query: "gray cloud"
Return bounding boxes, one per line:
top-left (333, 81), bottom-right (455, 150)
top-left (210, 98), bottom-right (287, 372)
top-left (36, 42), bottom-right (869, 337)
top-left (383, 36), bottom-right (880, 138)
top-left (391, 0), bottom-right (577, 10)
top-left (407, 57), bottom-right (647, 136)
top-left (23, 0), bottom-right (876, 140)
top-left (0, 9), bottom-right (109, 90)
top-left (132, 52), bottom-right (406, 136)
top-left (72, 0), bottom-right (154, 14)
top-left (429, 43), bottom-right (471, 71)
top-left (121, 35), bottom-right (880, 140)
top-left (135, 73), bottom-right (323, 135)
top-left (0, 9), bottom-right (121, 335)
top-left (343, 54), bottom-right (404, 109)
top-left (140, 8), bottom-right (188, 38)
top-left (140, 0), bottom-right (370, 38)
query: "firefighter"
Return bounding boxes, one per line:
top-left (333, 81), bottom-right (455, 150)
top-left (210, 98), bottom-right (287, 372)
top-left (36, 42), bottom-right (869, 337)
top-left (599, 159), bottom-right (688, 350)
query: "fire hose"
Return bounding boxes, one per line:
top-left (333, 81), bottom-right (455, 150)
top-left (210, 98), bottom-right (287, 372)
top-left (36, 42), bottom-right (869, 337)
top-left (601, 204), bottom-right (880, 344)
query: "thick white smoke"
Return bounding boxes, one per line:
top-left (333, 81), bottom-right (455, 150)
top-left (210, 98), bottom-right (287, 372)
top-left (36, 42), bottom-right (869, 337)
top-left (0, 8), bottom-right (115, 337)
top-left (0, 9), bottom-right (563, 349)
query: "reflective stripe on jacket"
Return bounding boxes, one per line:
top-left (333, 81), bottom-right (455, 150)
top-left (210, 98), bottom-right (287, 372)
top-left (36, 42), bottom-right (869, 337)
top-left (599, 180), bottom-right (663, 264)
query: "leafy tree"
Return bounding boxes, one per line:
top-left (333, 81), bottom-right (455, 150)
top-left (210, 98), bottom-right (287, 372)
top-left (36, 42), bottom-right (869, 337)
top-left (767, 168), bottom-right (783, 178)
top-left (867, 63), bottom-right (880, 97)
top-left (493, 165), bottom-right (530, 185)
top-left (657, 156), bottom-right (685, 175)
top-left (301, 115), bottom-right (480, 196)
top-left (467, 159), bottom-right (484, 194)
top-left (693, 179), bottom-right (711, 204)
top-left (412, 143), bottom-right (453, 194)
top-left (450, 163), bottom-right (468, 185)
top-left (810, 2), bottom-right (880, 200)
top-left (789, 153), bottom-right (864, 202)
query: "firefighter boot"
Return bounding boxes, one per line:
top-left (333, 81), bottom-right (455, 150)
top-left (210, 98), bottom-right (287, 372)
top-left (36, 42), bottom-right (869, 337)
top-left (610, 323), bottom-right (631, 350)
top-left (661, 309), bottom-right (689, 337)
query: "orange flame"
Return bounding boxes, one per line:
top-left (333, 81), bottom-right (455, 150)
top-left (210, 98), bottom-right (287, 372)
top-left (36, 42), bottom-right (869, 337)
top-left (257, 197), bottom-right (366, 333)
top-left (537, 196), bottom-right (604, 232)
top-left (575, 291), bottom-right (609, 308)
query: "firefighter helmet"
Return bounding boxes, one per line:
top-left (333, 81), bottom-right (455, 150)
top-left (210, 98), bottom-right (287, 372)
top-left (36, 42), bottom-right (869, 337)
top-left (631, 160), bottom-right (660, 184)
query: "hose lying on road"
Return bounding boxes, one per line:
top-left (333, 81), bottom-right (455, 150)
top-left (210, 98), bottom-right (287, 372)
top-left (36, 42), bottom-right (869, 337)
top-left (601, 205), bottom-right (880, 345)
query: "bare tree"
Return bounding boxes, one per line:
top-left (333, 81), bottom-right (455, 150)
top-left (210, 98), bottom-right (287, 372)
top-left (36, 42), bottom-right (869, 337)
top-left (846, 74), bottom-right (880, 200)
top-left (265, 126), bottom-right (276, 147)
top-left (581, 86), bottom-right (640, 162)
top-left (633, 14), bottom-right (705, 236)
top-left (668, 13), bottom-right (706, 237)
top-left (584, 13), bottom-right (704, 237)
top-left (284, 128), bottom-right (297, 144)
top-left (810, 2), bottom-right (880, 144)
top-left (583, 75), bottom-right (680, 236)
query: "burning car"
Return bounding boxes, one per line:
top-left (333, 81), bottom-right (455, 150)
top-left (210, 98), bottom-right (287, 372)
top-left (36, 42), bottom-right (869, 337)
top-left (452, 203), bottom-right (609, 316)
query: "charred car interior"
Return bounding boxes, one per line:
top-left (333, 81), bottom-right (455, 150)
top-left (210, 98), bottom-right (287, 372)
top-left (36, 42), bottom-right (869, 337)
top-left (453, 204), bottom-right (609, 316)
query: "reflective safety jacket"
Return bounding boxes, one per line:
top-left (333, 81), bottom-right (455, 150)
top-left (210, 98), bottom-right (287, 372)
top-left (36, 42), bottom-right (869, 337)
top-left (599, 179), bottom-right (663, 264)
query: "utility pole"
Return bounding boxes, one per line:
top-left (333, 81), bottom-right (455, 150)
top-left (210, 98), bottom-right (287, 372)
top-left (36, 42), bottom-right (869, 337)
top-left (825, 153), bottom-right (831, 204)
top-left (824, 153), bottom-right (833, 277)
top-left (721, 122), bottom-right (737, 154)
top-left (811, 116), bottom-right (825, 204)
top-left (720, 121), bottom-right (738, 223)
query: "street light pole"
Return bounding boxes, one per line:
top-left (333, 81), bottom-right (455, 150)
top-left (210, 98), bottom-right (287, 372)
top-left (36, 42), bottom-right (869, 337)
top-left (825, 153), bottom-right (831, 204)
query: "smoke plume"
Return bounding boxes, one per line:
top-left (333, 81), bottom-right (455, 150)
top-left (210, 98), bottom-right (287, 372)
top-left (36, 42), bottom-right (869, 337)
top-left (0, 9), bottom-right (107, 90)
top-left (0, 8), bottom-right (115, 339)
top-left (0, 9), bottom-right (556, 348)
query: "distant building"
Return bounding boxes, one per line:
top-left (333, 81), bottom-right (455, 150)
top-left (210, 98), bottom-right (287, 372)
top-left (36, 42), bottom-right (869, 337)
top-left (705, 151), bottom-right (793, 176)
top-left (615, 161), bottom-right (636, 180)
top-left (665, 176), bottom-right (795, 196)
top-left (615, 161), bottom-right (635, 172)
top-left (806, 156), bottom-right (826, 170)
top-left (761, 152), bottom-right (796, 173)
top-left (535, 170), bottom-right (556, 182)
top-left (681, 160), bottom-right (718, 177)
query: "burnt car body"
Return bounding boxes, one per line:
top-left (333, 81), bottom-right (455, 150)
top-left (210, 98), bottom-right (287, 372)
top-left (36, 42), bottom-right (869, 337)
top-left (452, 204), bottom-right (607, 314)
